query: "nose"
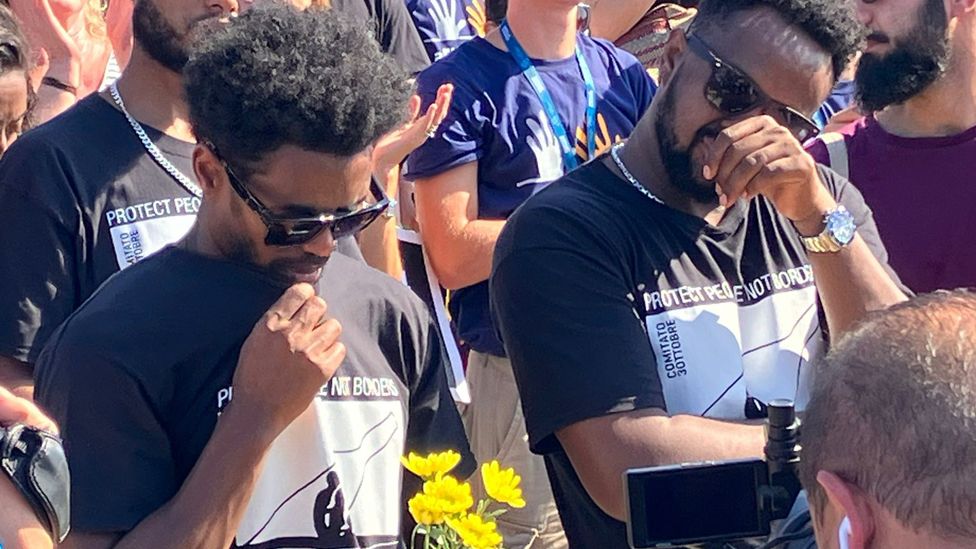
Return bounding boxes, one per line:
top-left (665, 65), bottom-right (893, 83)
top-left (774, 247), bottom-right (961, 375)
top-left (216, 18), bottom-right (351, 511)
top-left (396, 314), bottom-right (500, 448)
top-left (856, 0), bottom-right (875, 26)
top-left (300, 226), bottom-right (337, 258)
top-left (208, 0), bottom-right (240, 17)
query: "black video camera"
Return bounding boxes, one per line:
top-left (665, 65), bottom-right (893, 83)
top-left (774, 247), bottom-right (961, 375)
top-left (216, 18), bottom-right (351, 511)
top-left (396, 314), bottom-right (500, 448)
top-left (624, 399), bottom-right (803, 548)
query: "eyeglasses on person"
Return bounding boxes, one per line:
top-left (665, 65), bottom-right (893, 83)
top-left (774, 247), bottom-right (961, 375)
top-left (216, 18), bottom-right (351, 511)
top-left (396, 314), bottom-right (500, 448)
top-left (686, 32), bottom-right (821, 143)
top-left (205, 142), bottom-right (390, 247)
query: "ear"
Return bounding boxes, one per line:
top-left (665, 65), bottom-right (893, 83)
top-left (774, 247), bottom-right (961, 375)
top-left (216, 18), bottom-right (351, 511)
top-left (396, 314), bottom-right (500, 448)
top-left (657, 27), bottom-right (688, 87)
top-left (192, 144), bottom-right (226, 196)
top-left (818, 471), bottom-right (876, 549)
top-left (948, 0), bottom-right (976, 16)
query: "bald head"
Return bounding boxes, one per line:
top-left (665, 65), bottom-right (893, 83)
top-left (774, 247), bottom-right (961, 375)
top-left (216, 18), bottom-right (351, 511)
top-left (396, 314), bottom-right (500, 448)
top-left (801, 290), bottom-right (976, 540)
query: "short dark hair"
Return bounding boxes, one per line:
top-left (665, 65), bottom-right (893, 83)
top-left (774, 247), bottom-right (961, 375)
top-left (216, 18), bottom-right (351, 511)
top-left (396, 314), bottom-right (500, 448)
top-left (693, 0), bottom-right (862, 81)
top-left (184, 3), bottom-right (412, 174)
top-left (800, 290), bottom-right (976, 539)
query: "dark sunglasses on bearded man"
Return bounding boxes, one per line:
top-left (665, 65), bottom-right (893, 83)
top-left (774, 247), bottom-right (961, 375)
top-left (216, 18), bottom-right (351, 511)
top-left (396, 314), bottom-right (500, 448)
top-left (205, 142), bottom-right (389, 247)
top-left (686, 32), bottom-right (821, 143)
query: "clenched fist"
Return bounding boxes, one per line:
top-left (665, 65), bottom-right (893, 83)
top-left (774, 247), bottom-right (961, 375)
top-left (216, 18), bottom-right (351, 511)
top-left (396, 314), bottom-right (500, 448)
top-left (230, 283), bottom-right (345, 436)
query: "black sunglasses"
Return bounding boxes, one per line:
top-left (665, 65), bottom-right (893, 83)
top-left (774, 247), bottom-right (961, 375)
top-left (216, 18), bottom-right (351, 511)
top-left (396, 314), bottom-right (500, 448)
top-left (686, 33), bottom-right (821, 143)
top-left (209, 146), bottom-right (389, 247)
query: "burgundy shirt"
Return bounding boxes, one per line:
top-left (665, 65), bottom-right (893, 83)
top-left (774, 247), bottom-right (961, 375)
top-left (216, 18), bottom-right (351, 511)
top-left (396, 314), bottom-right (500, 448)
top-left (807, 116), bottom-right (976, 293)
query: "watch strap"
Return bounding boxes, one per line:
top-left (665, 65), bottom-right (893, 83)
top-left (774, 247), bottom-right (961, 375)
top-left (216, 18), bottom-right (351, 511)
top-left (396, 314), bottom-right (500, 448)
top-left (800, 232), bottom-right (843, 253)
top-left (41, 76), bottom-right (78, 96)
top-left (798, 206), bottom-right (855, 254)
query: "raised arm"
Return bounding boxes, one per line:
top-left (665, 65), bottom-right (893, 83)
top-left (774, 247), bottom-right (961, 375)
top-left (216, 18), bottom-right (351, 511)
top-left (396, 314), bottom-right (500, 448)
top-left (704, 115), bottom-right (907, 339)
top-left (413, 161), bottom-right (506, 290)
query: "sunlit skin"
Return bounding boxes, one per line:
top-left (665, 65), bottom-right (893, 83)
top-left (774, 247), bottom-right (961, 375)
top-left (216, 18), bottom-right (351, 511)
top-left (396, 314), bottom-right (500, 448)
top-left (0, 70), bottom-right (29, 156)
top-left (618, 7), bottom-right (833, 219)
top-left (191, 144), bottom-right (373, 284)
top-left (859, 0), bottom-right (930, 55)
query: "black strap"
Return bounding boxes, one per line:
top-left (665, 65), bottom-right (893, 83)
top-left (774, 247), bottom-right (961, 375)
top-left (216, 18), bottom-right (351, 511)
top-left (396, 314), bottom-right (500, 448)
top-left (41, 76), bottom-right (78, 96)
top-left (1, 425), bottom-right (71, 542)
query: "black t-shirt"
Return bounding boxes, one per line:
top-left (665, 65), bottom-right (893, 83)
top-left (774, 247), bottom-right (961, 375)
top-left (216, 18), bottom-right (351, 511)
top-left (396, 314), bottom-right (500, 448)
top-left (490, 158), bottom-right (900, 547)
top-left (332, 0), bottom-right (430, 75)
top-left (35, 247), bottom-right (473, 546)
top-left (0, 94), bottom-right (199, 364)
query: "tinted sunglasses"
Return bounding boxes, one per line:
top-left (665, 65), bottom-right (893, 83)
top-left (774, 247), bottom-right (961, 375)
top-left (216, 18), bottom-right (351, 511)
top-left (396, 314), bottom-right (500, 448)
top-left (210, 146), bottom-right (389, 247)
top-left (686, 33), bottom-right (820, 143)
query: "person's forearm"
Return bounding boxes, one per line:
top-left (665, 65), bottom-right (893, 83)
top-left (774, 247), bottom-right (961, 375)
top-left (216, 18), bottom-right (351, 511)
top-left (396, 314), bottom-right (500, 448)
top-left (793, 212), bottom-right (907, 340)
top-left (0, 475), bottom-right (53, 549)
top-left (588, 0), bottom-right (657, 41)
top-left (110, 406), bottom-right (276, 549)
top-left (361, 165), bottom-right (404, 278)
top-left (424, 219), bottom-right (506, 290)
top-left (32, 59), bottom-right (80, 126)
top-left (559, 411), bottom-right (765, 520)
top-left (0, 357), bottom-right (34, 400)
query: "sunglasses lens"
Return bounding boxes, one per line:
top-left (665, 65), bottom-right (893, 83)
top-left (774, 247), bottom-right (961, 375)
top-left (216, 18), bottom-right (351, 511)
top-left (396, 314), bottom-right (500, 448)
top-left (332, 207), bottom-right (384, 239)
top-left (265, 220), bottom-right (328, 247)
top-left (782, 109), bottom-right (820, 142)
top-left (708, 65), bottom-right (761, 114)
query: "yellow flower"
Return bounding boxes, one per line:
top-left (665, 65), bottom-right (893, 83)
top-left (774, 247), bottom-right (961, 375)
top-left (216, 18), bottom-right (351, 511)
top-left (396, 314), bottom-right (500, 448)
top-left (422, 475), bottom-right (474, 515)
top-left (401, 450), bottom-right (462, 480)
top-left (447, 514), bottom-right (503, 549)
top-left (481, 460), bottom-right (526, 508)
top-left (408, 493), bottom-right (446, 525)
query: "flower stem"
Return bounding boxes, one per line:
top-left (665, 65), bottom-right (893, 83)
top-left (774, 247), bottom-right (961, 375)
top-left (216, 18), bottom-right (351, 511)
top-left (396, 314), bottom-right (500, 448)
top-left (411, 523), bottom-right (422, 549)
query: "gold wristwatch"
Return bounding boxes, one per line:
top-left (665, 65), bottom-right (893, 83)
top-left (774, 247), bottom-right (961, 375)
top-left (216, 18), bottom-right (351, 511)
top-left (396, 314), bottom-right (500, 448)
top-left (799, 205), bottom-right (857, 253)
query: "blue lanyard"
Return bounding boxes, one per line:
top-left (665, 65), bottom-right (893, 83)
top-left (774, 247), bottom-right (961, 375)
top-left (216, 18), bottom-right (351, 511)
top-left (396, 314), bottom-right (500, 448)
top-left (500, 19), bottom-right (597, 172)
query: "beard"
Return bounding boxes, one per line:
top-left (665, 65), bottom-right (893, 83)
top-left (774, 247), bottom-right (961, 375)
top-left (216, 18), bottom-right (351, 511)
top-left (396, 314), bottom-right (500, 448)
top-left (855, 0), bottom-right (951, 112)
top-left (132, 0), bottom-right (213, 73)
top-left (223, 197), bottom-right (331, 285)
top-left (655, 73), bottom-right (724, 206)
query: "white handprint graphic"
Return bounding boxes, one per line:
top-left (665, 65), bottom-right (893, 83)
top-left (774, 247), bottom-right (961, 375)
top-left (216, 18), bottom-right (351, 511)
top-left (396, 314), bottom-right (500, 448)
top-left (426, 0), bottom-right (471, 47)
top-left (518, 111), bottom-right (565, 191)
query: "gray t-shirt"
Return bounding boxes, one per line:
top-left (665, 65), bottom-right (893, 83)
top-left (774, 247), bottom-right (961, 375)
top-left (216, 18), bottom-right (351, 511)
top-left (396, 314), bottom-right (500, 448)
top-left (0, 94), bottom-right (199, 363)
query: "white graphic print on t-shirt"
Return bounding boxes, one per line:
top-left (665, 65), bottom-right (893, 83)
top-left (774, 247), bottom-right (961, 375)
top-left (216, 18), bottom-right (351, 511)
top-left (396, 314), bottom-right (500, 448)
top-left (517, 111), bottom-right (564, 192)
top-left (105, 197), bottom-right (200, 269)
top-left (642, 266), bottom-right (824, 418)
top-left (221, 374), bottom-right (406, 549)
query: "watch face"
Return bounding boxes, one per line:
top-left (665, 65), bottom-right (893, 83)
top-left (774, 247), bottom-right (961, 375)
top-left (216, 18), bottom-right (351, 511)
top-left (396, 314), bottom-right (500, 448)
top-left (826, 206), bottom-right (856, 246)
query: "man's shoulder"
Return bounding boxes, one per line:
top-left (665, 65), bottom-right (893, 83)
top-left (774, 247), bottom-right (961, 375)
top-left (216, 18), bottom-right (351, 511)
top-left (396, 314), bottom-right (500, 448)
top-left (0, 95), bottom-right (124, 203)
top-left (498, 161), bottom-right (628, 254)
top-left (321, 254), bottom-right (430, 320)
top-left (17, 94), bottom-right (116, 150)
top-left (45, 248), bottom-right (281, 357)
top-left (806, 116), bottom-right (870, 163)
top-left (416, 38), bottom-right (505, 90)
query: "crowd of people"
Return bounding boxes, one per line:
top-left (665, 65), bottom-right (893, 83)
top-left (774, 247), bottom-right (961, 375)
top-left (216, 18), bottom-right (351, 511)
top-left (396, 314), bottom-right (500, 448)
top-left (0, 0), bottom-right (972, 548)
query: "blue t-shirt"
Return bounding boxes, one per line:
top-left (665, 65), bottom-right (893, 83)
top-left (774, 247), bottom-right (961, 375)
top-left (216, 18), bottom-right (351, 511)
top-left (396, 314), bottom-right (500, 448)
top-left (406, 0), bottom-right (486, 62)
top-left (813, 79), bottom-right (855, 129)
top-left (406, 34), bottom-right (656, 356)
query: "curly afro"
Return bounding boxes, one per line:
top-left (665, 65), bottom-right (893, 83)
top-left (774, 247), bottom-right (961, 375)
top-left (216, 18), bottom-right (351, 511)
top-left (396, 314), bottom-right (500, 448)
top-left (694, 0), bottom-right (863, 81)
top-left (184, 3), bottom-right (412, 172)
